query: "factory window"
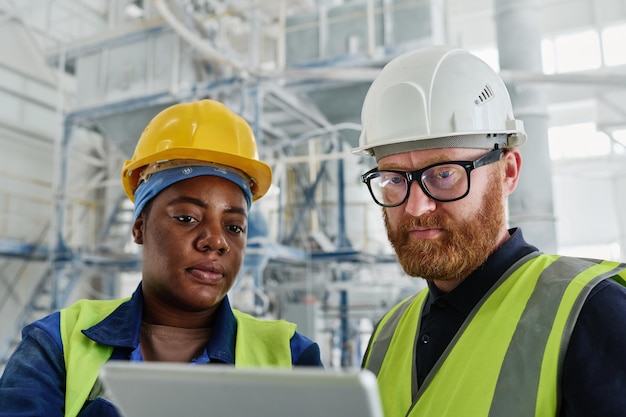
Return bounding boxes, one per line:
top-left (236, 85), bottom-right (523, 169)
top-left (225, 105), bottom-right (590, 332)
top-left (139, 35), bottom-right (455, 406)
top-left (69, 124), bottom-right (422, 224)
top-left (548, 122), bottom-right (611, 160)
top-left (550, 30), bottom-right (602, 73)
top-left (541, 39), bottom-right (556, 74)
top-left (543, 25), bottom-right (626, 72)
top-left (559, 243), bottom-right (621, 262)
top-left (602, 23), bottom-right (626, 67)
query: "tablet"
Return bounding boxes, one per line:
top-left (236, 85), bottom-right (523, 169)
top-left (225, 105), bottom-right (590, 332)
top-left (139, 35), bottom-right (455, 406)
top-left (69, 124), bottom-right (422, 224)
top-left (99, 361), bottom-right (384, 417)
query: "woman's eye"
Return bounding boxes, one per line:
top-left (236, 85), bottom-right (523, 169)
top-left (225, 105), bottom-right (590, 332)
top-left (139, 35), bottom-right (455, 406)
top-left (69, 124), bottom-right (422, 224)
top-left (175, 215), bottom-right (197, 223)
top-left (228, 225), bottom-right (245, 234)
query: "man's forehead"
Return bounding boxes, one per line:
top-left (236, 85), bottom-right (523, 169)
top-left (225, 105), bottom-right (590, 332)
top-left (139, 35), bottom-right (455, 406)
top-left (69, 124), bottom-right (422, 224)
top-left (371, 133), bottom-right (507, 161)
top-left (377, 147), bottom-right (487, 169)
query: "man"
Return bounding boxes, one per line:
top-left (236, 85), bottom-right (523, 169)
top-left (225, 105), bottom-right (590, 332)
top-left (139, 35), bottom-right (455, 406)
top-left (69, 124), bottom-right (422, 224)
top-left (0, 99), bottom-right (322, 417)
top-left (353, 46), bottom-right (626, 416)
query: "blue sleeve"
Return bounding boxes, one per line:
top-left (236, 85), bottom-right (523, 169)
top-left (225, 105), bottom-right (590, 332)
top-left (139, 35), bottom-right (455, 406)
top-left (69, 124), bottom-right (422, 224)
top-left (290, 332), bottom-right (323, 367)
top-left (0, 313), bottom-right (124, 417)
top-left (0, 313), bottom-right (66, 417)
top-left (560, 279), bottom-right (626, 416)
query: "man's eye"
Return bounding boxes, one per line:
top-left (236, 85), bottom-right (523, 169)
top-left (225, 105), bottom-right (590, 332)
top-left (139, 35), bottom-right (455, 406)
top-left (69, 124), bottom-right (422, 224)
top-left (380, 174), bottom-right (405, 187)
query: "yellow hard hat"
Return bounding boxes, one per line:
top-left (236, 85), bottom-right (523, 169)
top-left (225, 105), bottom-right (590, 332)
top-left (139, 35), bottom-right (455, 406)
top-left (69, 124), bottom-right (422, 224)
top-left (122, 99), bottom-right (272, 202)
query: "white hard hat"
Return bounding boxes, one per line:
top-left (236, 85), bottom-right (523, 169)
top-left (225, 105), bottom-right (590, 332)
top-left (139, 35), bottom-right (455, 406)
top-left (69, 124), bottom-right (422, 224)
top-left (353, 45), bottom-right (527, 160)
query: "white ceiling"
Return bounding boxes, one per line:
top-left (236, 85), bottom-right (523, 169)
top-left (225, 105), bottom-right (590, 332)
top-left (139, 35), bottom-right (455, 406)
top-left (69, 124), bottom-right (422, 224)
top-left (5, 0), bottom-right (626, 60)
top-left (4, 0), bottom-right (626, 134)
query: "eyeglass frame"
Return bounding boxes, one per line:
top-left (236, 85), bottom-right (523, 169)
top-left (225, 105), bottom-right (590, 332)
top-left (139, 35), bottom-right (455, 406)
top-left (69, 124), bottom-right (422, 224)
top-left (361, 147), bottom-right (505, 207)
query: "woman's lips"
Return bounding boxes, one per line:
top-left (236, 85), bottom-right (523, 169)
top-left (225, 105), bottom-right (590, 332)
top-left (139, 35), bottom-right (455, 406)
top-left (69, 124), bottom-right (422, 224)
top-left (187, 262), bottom-right (225, 284)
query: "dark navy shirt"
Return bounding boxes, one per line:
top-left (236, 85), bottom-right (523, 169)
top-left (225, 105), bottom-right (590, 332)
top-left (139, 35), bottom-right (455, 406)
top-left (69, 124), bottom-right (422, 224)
top-left (0, 283), bottom-right (323, 417)
top-left (417, 228), bottom-right (626, 416)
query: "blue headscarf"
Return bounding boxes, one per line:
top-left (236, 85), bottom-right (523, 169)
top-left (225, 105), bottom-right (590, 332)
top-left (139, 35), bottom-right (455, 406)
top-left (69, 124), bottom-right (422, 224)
top-left (133, 165), bottom-right (252, 220)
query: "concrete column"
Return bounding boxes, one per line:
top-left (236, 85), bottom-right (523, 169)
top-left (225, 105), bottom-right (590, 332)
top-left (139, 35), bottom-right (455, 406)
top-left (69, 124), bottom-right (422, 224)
top-left (494, 0), bottom-right (557, 252)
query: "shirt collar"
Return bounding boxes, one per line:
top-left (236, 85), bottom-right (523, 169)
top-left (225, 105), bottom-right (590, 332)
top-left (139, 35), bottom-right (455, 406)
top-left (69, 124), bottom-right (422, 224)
top-left (204, 296), bottom-right (237, 364)
top-left (82, 284), bottom-right (145, 348)
top-left (83, 283), bottom-right (238, 364)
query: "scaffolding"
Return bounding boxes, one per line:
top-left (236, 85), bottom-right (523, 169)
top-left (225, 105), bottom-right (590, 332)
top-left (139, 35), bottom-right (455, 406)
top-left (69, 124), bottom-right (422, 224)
top-left (0, 0), bottom-right (440, 367)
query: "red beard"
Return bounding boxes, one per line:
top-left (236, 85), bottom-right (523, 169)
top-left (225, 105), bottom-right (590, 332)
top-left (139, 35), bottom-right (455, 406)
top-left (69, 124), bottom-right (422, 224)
top-left (384, 177), bottom-right (505, 282)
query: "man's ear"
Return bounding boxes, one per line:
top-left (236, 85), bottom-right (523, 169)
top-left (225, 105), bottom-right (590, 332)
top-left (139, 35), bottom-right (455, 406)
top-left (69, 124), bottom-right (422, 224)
top-left (503, 148), bottom-right (522, 197)
top-left (132, 215), bottom-right (145, 244)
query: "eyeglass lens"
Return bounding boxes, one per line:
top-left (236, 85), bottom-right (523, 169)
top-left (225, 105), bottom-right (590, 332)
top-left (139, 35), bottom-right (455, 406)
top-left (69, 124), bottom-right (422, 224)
top-left (363, 148), bottom-right (504, 207)
top-left (367, 163), bottom-right (469, 206)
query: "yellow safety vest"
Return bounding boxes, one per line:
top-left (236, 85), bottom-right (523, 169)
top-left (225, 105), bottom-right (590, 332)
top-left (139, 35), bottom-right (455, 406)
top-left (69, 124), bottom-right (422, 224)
top-left (363, 253), bottom-right (626, 417)
top-left (60, 298), bottom-right (296, 417)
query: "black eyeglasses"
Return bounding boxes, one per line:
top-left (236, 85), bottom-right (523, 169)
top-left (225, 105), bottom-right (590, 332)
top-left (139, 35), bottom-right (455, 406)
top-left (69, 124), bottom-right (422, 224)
top-left (361, 148), bottom-right (504, 207)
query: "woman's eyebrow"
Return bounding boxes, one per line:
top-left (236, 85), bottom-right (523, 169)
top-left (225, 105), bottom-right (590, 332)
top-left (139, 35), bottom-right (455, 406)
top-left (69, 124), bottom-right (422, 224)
top-left (167, 196), bottom-right (248, 216)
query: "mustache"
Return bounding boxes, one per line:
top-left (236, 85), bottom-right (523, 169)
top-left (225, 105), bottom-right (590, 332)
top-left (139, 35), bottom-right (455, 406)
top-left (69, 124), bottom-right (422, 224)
top-left (395, 213), bottom-right (450, 234)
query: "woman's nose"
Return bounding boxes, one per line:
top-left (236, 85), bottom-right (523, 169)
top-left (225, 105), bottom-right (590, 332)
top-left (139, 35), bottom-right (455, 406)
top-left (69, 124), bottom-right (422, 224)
top-left (196, 226), bottom-right (230, 254)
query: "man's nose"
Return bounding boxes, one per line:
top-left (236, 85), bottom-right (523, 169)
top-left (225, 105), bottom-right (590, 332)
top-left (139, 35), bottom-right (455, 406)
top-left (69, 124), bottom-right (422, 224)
top-left (403, 181), bottom-right (437, 217)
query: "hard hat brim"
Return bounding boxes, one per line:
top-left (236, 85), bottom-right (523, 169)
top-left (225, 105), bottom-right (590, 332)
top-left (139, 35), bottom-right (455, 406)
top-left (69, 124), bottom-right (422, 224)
top-left (122, 148), bottom-right (272, 203)
top-left (352, 129), bottom-right (527, 158)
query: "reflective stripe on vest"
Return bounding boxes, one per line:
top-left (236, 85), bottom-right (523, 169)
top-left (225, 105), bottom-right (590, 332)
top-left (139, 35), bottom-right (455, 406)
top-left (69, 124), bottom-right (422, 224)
top-left (61, 299), bottom-right (296, 417)
top-left (61, 298), bottom-right (127, 417)
top-left (363, 253), bottom-right (626, 417)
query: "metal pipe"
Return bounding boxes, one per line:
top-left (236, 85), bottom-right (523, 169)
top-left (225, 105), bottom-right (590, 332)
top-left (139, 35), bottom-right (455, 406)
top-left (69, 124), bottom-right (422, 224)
top-left (151, 0), bottom-right (244, 73)
top-left (366, 0), bottom-right (376, 57)
top-left (336, 139), bottom-right (349, 249)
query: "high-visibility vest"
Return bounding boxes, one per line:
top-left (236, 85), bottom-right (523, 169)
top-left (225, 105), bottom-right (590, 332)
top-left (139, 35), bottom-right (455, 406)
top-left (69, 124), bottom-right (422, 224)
top-left (363, 253), bottom-right (626, 417)
top-left (60, 298), bottom-right (296, 417)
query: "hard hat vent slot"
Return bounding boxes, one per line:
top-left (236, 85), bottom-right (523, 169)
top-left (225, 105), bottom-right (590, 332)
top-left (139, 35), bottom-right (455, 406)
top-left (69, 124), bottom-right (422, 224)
top-left (475, 84), bottom-right (494, 106)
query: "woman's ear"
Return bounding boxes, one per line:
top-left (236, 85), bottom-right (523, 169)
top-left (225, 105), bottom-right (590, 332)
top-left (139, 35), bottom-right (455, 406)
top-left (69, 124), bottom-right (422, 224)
top-left (132, 215), bottom-right (145, 244)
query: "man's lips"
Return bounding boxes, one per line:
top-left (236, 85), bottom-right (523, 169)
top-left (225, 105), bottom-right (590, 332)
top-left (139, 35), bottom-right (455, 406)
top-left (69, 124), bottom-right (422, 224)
top-left (408, 227), bottom-right (442, 239)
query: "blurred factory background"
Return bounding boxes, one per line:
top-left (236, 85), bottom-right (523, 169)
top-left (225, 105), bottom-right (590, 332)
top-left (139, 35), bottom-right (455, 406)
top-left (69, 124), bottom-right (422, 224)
top-left (1, 0), bottom-right (626, 369)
